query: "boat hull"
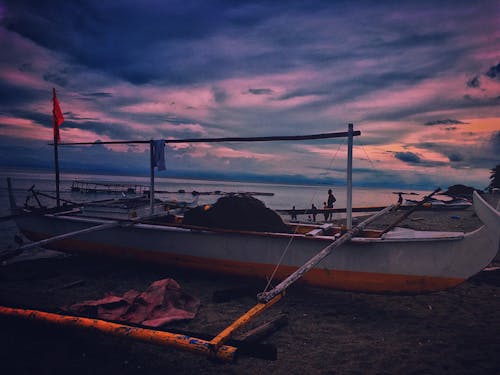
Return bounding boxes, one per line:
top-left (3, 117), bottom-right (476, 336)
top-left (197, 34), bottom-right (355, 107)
top-left (16, 192), bottom-right (498, 293)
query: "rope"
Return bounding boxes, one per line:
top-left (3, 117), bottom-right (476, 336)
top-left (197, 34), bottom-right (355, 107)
top-left (262, 139), bottom-right (346, 293)
top-left (357, 138), bottom-right (377, 171)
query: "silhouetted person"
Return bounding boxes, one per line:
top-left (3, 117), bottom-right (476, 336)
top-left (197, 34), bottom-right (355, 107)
top-left (327, 189), bottom-right (336, 221)
top-left (311, 204), bottom-right (317, 222)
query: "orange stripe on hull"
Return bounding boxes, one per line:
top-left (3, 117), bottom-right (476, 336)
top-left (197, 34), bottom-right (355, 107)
top-left (23, 230), bottom-right (464, 293)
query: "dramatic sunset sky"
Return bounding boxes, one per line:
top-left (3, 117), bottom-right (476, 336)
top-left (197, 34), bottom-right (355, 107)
top-left (0, 1), bottom-right (499, 189)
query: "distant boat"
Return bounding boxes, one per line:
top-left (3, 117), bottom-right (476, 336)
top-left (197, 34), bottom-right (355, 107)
top-left (404, 197), bottom-right (472, 210)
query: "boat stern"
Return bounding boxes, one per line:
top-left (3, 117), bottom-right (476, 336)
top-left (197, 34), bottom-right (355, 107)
top-left (473, 191), bottom-right (500, 262)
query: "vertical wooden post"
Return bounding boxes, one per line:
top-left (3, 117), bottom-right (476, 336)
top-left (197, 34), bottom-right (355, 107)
top-left (150, 140), bottom-right (155, 215)
top-left (346, 123), bottom-right (353, 230)
top-left (54, 133), bottom-right (60, 208)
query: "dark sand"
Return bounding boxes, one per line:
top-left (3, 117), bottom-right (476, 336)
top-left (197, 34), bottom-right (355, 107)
top-left (0, 207), bottom-right (499, 374)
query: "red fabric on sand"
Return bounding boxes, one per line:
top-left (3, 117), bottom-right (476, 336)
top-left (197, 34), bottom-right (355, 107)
top-left (68, 279), bottom-right (199, 327)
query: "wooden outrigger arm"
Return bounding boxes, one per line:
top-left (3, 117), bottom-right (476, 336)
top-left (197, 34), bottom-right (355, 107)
top-left (0, 306), bottom-right (238, 362)
top-left (208, 294), bottom-right (283, 355)
top-left (0, 221), bottom-right (124, 262)
top-left (201, 204), bottom-right (395, 356)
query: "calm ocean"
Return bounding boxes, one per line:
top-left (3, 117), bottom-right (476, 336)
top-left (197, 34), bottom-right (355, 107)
top-left (0, 168), bottom-right (431, 252)
top-left (0, 168), bottom-right (432, 216)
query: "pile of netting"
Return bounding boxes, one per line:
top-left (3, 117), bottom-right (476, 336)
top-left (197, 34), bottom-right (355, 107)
top-left (183, 194), bottom-right (288, 233)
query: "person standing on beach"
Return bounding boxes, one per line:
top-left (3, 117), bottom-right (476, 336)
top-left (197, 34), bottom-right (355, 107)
top-left (327, 189), bottom-right (336, 221)
top-left (311, 204), bottom-right (317, 222)
top-left (323, 202), bottom-right (328, 222)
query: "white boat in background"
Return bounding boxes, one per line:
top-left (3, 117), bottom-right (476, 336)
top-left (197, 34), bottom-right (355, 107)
top-left (404, 197), bottom-right (472, 210)
top-left (5, 125), bottom-right (500, 294)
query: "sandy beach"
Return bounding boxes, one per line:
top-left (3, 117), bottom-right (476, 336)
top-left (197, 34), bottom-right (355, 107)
top-left (0, 207), bottom-right (499, 374)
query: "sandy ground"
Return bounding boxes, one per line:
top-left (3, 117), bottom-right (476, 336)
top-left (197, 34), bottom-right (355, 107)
top-left (0, 207), bottom-right (499, 375)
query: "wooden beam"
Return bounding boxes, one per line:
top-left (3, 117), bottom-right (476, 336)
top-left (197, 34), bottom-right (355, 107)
top-left (55, 130), bottom-right (362, 146)
top-left (209, 294), bottom-right (283, 351)
top-left (237, 314), bottom-right (288, 343)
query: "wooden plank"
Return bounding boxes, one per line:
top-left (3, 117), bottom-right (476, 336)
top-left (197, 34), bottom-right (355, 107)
top-left (306, 223), bottom-right (335, 236)
top-left (209, 294), bottom-right (283, 351)
top-left (237, 314), bottom-right (288, 343)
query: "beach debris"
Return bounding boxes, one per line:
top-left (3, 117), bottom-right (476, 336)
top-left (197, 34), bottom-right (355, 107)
top-left (67, 278), bottom-right (199, 327)
top-left (236, 313), bottom-right (288, 343)
top-left (411, 217), bottom-right (425, 221)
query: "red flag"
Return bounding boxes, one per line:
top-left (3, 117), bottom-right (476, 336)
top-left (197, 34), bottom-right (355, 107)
top-left (52, 88), bottom-right (64, 143)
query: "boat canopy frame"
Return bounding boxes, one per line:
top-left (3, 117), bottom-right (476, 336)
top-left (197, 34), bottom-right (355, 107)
top-left (54, 126), bottom-right (361, 225)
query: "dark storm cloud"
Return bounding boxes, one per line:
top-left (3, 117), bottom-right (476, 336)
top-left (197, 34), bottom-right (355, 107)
top-left (485, 62), bottom-right (500, 80)
top-left (8, 109), bottom-right (52, 127)
top-left (248, 88), bottom-right (273, 95)
top-left (424, 119), bottom-right (468, 126)
top-left (80, 92), bottom-right (113, 99)
top-left (393, 151), bottom-right (447, 167)
top-left (395, 151), bottom-right (421, 164)
top-left (43, 70), bottom-right (68, 87)
top-left (212, 87), bottom-right (228, 103)
top-left (467, 75), bottom-right (480, 88)
top-left (0, 81), bottom-right (43, 107)
top-left (447, 153), bottom-right (463, 162)
top-left (415, 134), bottom-right (500, 169)
top-left (2, 0), bottom-right (282, 85)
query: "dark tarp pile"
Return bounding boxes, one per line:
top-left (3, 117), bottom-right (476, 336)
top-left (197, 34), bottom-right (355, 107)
top-left (67, 279), bottom-right (199, 327)
top-left (183, 194), bottom-right (288, 233)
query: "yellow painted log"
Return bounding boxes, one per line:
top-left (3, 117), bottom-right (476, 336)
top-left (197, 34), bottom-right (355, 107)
top-left (0, 306), bottom-right (237, 362)
top-left (210, 293), bottom-right (283, 351)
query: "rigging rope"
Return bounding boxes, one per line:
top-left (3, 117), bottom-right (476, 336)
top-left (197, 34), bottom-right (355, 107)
top-left (357, 138), bottom-right (377, 172)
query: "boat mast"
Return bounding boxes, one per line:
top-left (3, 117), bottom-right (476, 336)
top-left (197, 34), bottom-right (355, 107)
top-left (346, 123), bottom-right (353, 230)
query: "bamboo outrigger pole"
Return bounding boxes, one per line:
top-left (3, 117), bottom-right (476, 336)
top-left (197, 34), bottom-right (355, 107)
top-left (0, 306), bottom-right (237, 362)
top-left (0, 221), bottom-right (124, 262)
top-left (55, 130), bottom-right (361, 146)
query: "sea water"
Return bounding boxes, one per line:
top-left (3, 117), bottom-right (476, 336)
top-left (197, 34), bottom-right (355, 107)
top-left (0, 168), bottom-right (430, 216)
top-left (0, 168), bottom-right (429, 251)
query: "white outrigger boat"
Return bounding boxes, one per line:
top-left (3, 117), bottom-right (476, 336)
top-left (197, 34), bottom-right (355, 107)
top-left (5, 125), bottom-right (499, 294)
top-left (2, 123), bottom-right (500, 363)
